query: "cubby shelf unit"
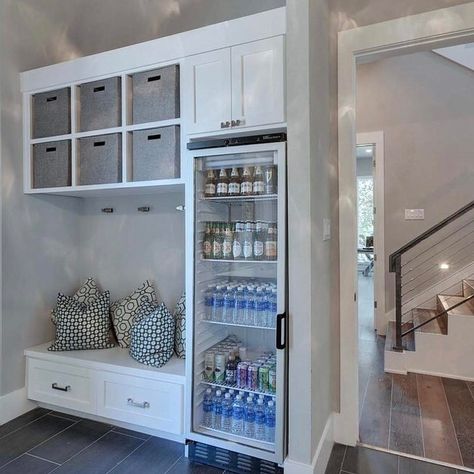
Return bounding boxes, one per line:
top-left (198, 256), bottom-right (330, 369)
top-left (23, 62), bottom-right (184, 198)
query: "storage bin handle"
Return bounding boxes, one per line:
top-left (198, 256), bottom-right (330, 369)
top-left (93, 86), bottom-right (105, 93)
top-left (46, 96), bottom-right (57, 102)
top-left (52, 383), bottom-right (71, 392)
top-left (147, 75), bottom-right (161, 82)
top-left (127, 398), bottom-right (150, 409)
top-left (147, 134), bottom-right (161, 141)
top-left (93, 141), bottom-right (106, 147)
top-left (46, 147), bottom-right (56, 153)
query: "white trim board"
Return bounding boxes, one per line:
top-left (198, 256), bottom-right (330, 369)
top-left (0, 387), bottom-right (37, 425)
top-left (338, 3), bottom-right (474, 446)
top-left (284, 414), bottom-right (334, 474)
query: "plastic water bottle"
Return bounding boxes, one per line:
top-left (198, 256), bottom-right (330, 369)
top-left (203, 388), bottom-right (213, 427)
top-left (267, 288), bottom-right (277, 328)
top-left (204, 285), bottom-right (214, 320)
top-left (231, 395), bottom-right (245, 435)
top-left (234, 286), bottom-right (246, 324)
top-left (244, 396), bottom-right (256, 438)
top-left (221, 393), bottom-right (233, 432)
top-left (244, 286), bottom-right (256, 326)
top-left (212, 286), bottom-right (224, 322)
top-left (222, 286), bottom-right (236, 323)
top-left (255, 398), bottom-right (266, 441)
top-left (255, 287), bottom-right (267, 327)
top-left (228, 389), bottom-right (236, 400)
top-left (212, 390), bottom-right (223, 430)
top-left (265, 401), bottom-right (276, 442)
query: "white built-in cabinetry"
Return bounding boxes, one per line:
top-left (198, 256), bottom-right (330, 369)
top-left (184, 36), bottom-right (285, 136)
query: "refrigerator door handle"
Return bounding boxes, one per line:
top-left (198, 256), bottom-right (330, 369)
top-left (276, 312), bottom-right (287, 350)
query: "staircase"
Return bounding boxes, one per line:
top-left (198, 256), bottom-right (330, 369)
top-left (385, 278), bottom-right (474, 379)
top-left (386, 200), bottom-right (474, 380)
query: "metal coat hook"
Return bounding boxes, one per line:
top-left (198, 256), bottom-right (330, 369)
top-left (176, 205), bottom-right (185, 211)
top-left (101, 208), bottom-right (114, 213)
top-left (138, 206), bottom-right (151, 213)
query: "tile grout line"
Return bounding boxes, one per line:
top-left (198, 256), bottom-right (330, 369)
top-left (104, 437), bottom-right (149, 474)
top-left (0, 418), bottom-right (80, 471)
top-left (0, 410), bottom-right (53, 441)
top-left (338, 445), bottom-right (348, 474)
top-left (387, 373), bottom-right (394, 451)
top-left (441, 378), bottom-right (465, 467)
top-left (26, 420), bottom-right (81, 454)
top-left (111, 428), bottom-right (151, 441)
top-left (415, 374), bottom-right (426, 459)
top-left (25, 452), bottom-right (61, 466)
top-left (48, 412), bottom-right (82, 422)
top-left (164, 455), bottom-right (184, 474)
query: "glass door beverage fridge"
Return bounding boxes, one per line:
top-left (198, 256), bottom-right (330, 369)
top-left (186, 137), bottom-right (287, 464)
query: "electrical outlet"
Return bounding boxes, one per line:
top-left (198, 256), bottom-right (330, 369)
top-left (405, 209), bottom-right (424, 220)
top-left (323, 218), bottom-right (331, 241)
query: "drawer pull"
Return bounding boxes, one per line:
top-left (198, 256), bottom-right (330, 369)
top-left (52, 383), bottom-right (71, 392)
top-left (127, 398), bottom-right (150, 409)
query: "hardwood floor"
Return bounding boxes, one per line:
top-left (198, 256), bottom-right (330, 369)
top-left (358, 275), bottom-right (474, 470)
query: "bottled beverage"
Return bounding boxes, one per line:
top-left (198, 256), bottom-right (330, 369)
top-left (264, 224), bottom-right (277, 261)
top-left (203, 223), bottom-right (212, 259)
top-left (214, 353), bottom-right (226, 384)
top-left (216, 168), bottom-right (229, 197)
top-left (232, 222), bottom-right (244, 260)
top-left (255, 399), bottom-right (266, 441)
top-left (222, 286), bottom-right (236, 323)
top-left (221, 393), bottom-right (233, 432)
top-left (255, 287), bottom-right (267, 327)
top-left (225, 354), bottom-right (237, 385)
top-left (229, 167), bottom-right (241, 196)
top-left (212, 286), bottom-right (224, 321)
top-left (264, 165), bottom-right (277, 195)
top-left (222, 223), bottom-right (233, 260)
top-left (244, 286), bottom-right (256, 326)
top-left (253, 221), bottom-right (265, 261)
top-left (267, 288), bottom-right (277, 328)
top-left (204, 285), bottom-right (214, 320)
top-left (212, 390), bottom-right (223, 430)
top-left (253, 165), bottom-right (265, 195)
top-left (233, 286), bottom-right (245, 324)
top-left (265, 401), bottom-right (276, 442)
top-left (204, 169), bottom-right (217, 197)
top-left (211, 223), bottom-right (223, 260)
top-left (204, 351), bottom-right (215, 381)
top-left (231, 395), bottom-right (245, 435)
top-left (239, 346), bottom-right (247, 361)
top-left (228, 389), bottom-right (236, 400)
top-left (244, 396), bottom-right (256, 438)
top-left (241, 167), bottom-right (253, 196)
top-left (203, 388), bottom-right (213, 427)
top-left (243, 222), bottom-right (255, 260)
top-left (236, 361), bottom-right (248, 388)
top-left (269, 366), bottom-right (277, 394)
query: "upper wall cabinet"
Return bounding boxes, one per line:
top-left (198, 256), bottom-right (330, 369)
top-left (184, 36), bottom-right (285, 136)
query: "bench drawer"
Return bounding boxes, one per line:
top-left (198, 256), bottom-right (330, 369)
top-left (97, 372), bottom-right (183, 434)
top-left (27, 358), bottom-right (96, 414)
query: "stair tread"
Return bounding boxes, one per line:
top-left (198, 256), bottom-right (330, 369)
top-left (385, 321), bottom-right (415, 352)
top-left (412, 308), bottom-right (447, 335)
top-left (438, 293), bottom-right (474, 316)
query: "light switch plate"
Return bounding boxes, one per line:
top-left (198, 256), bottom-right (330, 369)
top-left (405, 209), bottom-right (424, 220)
top-left (323, 218), bottom-right (331, 240)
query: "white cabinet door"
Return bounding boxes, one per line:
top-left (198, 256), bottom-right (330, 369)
top-left (231, 36), bottom-right (285, 129)
top-left (183, 49), bottom-right (231, 135)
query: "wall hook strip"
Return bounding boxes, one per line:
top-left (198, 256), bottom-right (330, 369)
top-left (138, 206), bottom-right (151, 213)
top-left (176, 205), bottom-right (185, 211)
top-left (101, 208), bottom-right (114, 213)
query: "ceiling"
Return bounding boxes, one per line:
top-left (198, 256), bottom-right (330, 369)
top-left (434, 43), bottom-right (474, 71)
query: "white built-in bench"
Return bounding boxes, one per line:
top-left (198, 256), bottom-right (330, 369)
top-left (25, 344), bottom-right (186, 441)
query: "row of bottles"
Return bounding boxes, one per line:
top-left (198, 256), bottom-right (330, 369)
top-left (203, 221), bottom-right (277, 261)
top-left (202, 388), bottom-right (275, 443)
top-left (204, 165), bottom-right (277, 198)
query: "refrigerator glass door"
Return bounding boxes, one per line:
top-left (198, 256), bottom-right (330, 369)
top-left (191, 143), bottom-right (286, 462)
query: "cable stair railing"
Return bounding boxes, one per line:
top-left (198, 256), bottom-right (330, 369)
top-left (389, 200), bottom-right (474, 351)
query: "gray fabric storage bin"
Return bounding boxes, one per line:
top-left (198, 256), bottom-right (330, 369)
top-left (32, 88), bottom-right (71, 138)
top-left (79, 134), bottom-right (122, 185)
top-left (79, 77), bottom-right (121, 132)
top-left (132, 65), bottom-right (180, 124)
top-left (33, 140), bottom-right (71, 188)
top-left (132, 126), bottom-right (180, 181)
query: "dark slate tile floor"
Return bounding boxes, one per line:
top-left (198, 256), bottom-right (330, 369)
top-left (0, 408), bottom-right (223, 473)
top-left (325, 444), bottom-right (472, 474)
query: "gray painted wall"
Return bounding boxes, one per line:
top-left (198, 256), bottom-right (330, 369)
top-left (0, 0), bottom-right (284, 397)
top-left (357, 51), bottom-right (474, 313)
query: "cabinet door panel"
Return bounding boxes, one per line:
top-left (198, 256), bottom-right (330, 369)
top-left (231, 36), bottom-right (285, 128)
top-left (183, 49), bottom-right (231, 135)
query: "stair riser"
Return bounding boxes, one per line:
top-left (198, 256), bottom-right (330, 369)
top-left (463, 280), bottom-right (474, 297)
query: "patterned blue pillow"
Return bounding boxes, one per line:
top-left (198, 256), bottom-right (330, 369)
top-left (129, 302), bottom-right (175, 368)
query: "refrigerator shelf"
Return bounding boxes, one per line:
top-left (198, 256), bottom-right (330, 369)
top-left (200, 380), bottom-right (276, 399)
top-left (202, 194), bottom-right (278, 203)
top-left (202, 319), bottom-right (275, 330)
top-left (197, 425), bottom-right (275, 451)
top-left (202, 259), bottom-right (277, 264)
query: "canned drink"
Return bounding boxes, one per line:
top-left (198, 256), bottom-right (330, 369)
top-left (259, 366), bottom-right (270, 392)
top-left (214, 353), bottom-right (226, 383)
top-left (269, 367), bottom-right (277, 393)
top-left (237, 362), bottom-right (248, 388)
top-left (248, 364), bottom-right (259, 391)
top-left (204, 351), bottom-right (215, 382)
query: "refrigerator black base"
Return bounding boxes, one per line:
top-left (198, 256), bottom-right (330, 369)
top-left (188, 441), bottom-right (283, 474)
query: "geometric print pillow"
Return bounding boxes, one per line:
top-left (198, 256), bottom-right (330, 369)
top-left (111, 281), bottom-right (157, 348)
top-left (173, 293), bottom-right (186, 359)
top-left (48, 291), bottom-right (115, 351)
top-left (51, 278), bottom-right (101, 325)
top-left (129, 302), bottom-right (175, 368)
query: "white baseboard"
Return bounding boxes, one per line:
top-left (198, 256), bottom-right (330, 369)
top-left (284, 414), bottom-right (334, 474)
top-left (0, 387), bottom-right (36, 424)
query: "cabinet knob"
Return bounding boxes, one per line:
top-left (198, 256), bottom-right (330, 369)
top-left (220, 121), bottom-right (231, 129)
top-left (232, 119), bottom-right (245, 127)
